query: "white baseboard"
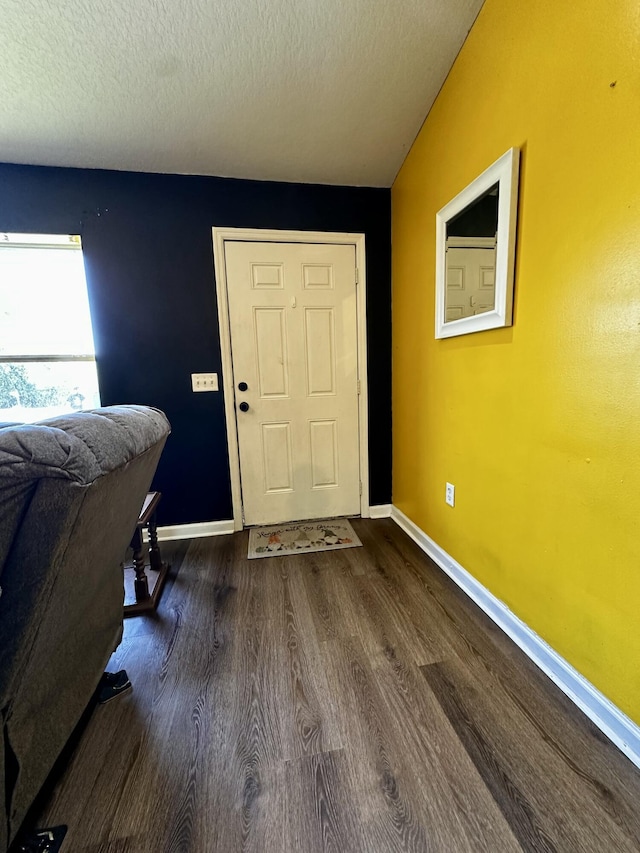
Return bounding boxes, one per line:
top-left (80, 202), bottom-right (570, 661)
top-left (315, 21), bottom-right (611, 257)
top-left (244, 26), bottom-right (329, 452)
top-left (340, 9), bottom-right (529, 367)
top-left (153, 510), bottom-right (392, 540)
top-left (145, 519), bottom-right (235, 542)
top-left (369, 504), bottom-right (392, 519)
top-left (390, 505), bottom-right (640, 770)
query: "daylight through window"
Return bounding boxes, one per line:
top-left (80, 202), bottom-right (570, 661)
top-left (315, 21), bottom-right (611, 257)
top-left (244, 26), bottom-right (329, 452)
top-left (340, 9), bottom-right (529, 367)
top-left (0, 233), bottom-right (101, 422)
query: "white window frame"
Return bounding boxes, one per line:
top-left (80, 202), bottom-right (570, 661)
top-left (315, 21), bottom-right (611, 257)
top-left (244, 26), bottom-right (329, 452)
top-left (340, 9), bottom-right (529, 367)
top-left (0, 233), bottom-right (100, 412)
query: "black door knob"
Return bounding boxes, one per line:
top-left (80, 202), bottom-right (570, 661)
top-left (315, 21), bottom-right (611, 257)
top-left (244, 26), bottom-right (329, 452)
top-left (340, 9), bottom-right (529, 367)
top-left (238, 382), bottom-right (248, 392)
top-left (239, 401), bottom-right (250, 412)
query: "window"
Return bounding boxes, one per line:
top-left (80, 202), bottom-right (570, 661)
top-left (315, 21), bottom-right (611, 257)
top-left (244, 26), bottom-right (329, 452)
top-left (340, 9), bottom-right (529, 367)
top-left (0, 233), bottom-right (101, 422)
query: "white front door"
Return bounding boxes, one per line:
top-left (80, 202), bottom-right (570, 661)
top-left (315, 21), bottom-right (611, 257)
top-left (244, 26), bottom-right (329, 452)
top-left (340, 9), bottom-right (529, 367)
top-left (224, 241), bottom-right (361, 526)
top-left (445, 237), bottom-right (496, 321)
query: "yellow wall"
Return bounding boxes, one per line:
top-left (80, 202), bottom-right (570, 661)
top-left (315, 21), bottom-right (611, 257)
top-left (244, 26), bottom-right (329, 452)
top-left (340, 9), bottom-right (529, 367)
top-left (392, 0), bottom-right (640, 724)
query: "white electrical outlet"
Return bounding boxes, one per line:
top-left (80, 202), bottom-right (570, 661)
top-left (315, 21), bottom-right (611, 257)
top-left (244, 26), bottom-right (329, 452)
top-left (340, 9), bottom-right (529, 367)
top-left (445, 482), bottom-right (455, 507)
top-left (191, 373), bottom-right (218, 392)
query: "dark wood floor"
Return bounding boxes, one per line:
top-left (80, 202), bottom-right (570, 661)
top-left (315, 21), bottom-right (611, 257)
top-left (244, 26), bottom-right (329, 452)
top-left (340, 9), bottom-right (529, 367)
top-left (34, 519), bottom-right (640, 852)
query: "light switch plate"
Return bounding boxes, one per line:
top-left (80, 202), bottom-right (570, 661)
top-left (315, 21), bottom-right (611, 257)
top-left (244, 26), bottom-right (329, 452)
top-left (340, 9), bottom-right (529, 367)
top-left (191, 372), bottom-right (218, 392)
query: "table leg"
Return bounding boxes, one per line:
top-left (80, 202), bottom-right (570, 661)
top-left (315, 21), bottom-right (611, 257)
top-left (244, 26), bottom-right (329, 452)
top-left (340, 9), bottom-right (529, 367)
top-left (148, 511), bottom-right (163, 572)
top-left (131, 525), bottom-right (150, 602)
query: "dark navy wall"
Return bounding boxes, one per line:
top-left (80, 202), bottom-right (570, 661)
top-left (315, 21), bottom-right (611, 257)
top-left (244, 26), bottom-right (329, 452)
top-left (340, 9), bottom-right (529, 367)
top-left (0, 163), bottom-right (391, 525)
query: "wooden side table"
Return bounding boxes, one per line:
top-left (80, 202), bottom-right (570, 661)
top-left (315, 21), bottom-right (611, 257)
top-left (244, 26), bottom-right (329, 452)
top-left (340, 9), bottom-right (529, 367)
top-left (124, 491), bottom-right (170, 617)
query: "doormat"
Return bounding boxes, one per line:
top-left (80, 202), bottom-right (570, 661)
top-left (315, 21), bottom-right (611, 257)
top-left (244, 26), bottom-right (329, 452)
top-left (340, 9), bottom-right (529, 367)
top-left (248, 519), bottom-right (362, 559)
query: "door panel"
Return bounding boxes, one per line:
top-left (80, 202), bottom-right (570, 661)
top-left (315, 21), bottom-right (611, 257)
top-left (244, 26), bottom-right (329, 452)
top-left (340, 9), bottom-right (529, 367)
top-left (261, 422), bottom-right (293, 492)
top-left (310, 419), bottom-right (339, 488)
top-left (254, 308), bottom-right (289, 396)
top-left (251, 263), bottom-right (284, 288)
top-left (305, 308), bottom-right (336, 396)
top-left (225, 241), bottom-right (360, 526)
top-left (303, 263), bottom-right (334, 289)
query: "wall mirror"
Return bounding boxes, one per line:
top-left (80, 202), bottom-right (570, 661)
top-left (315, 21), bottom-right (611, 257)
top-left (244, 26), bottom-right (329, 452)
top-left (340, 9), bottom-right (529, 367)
top-left (435, 147), bottom-right (520, 339)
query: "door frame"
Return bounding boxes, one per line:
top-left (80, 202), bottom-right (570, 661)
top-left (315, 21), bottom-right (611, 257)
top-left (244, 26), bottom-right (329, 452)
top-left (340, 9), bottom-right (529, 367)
top-left (212, 227), bottom-right (370, 531)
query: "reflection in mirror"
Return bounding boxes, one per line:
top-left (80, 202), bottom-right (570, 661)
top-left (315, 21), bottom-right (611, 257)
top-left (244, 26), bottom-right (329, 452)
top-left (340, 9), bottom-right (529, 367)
top-left (445, 184), bottom-right (498, 322)
top-left (435, 147), bottom-right (519, 339)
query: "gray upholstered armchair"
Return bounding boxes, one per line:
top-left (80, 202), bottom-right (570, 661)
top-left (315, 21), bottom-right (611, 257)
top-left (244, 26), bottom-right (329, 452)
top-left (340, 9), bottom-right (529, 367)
top-left (0, 405), bottom-right (170, 851)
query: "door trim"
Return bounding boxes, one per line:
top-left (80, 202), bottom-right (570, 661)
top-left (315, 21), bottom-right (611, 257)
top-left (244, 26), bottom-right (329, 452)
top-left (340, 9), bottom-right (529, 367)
top-left (212, 227), bottom-right (370, 531)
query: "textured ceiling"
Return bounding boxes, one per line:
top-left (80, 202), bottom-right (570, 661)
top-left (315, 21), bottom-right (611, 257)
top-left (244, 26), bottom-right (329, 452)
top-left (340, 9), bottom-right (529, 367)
top-left (0, 0), bottom-right (482, 187)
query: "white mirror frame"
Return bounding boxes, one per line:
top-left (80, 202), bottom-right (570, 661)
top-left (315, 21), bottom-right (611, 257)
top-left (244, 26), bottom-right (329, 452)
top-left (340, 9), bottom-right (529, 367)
top-left (435, 147), bottom-right (520, 339)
